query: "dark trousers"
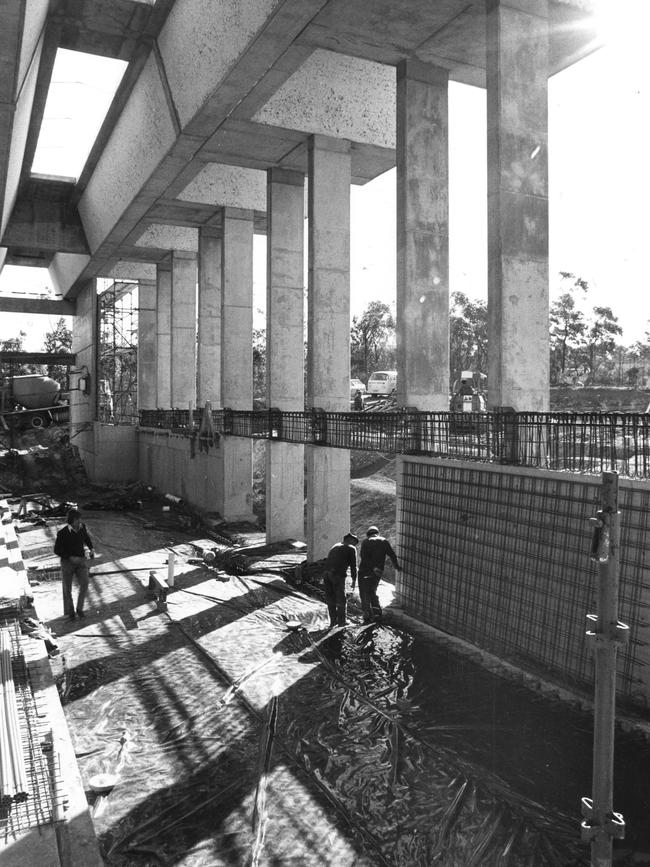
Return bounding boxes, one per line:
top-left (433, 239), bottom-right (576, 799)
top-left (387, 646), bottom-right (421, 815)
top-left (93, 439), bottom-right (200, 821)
top-left (61, 556), bottom-right (89, 615)
top-left (358, 572), bottom-right (382, 621)
top-left (323, 572), bottom-right (347, 626)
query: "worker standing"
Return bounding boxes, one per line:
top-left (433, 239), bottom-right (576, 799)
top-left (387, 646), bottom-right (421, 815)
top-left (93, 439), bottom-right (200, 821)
top-left (323, 532), bottom-right (358, 628)
top-left (54, 508), bottom-right (95, 621)
top-left (358, 525), bottom-right (401, 623)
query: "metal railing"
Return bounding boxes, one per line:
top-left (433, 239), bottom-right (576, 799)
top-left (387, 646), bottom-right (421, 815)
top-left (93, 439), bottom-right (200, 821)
top-left (138, 408), bottom-right (650, 479)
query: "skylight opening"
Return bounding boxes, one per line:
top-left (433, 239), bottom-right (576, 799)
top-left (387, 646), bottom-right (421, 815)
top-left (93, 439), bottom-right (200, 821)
top-left (31, 49), bottom-right (128, 181)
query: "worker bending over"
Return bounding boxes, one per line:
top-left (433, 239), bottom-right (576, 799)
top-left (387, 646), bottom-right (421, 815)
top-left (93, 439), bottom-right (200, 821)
top-left (323, 532), bottom-right (358, 628)
top-left (358, 525), bottom-right (401, 623)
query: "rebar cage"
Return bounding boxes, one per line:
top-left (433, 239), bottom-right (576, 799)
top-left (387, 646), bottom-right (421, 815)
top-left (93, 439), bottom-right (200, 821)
top-left (397, 458), bottom-right (650, 705)
top-left (138, 408), bottom-right (650, 479)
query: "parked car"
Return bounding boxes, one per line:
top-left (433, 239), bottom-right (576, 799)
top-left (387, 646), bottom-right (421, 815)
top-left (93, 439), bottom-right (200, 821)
top-left (350, 378), bottom-right (367, 398)
top-left (367, 370), bottom-right (397, 396)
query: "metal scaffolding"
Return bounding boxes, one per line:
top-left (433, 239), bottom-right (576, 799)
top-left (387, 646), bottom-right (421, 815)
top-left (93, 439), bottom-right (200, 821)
top-left (98, 281), bottom-right (138, 423)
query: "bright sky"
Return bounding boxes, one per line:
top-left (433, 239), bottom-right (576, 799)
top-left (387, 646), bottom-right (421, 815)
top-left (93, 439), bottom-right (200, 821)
top-left (1, 0), bottom-right (648, 348)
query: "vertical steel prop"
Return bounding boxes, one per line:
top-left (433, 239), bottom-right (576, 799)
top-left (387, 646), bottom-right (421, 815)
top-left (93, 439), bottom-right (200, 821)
top-left (582, 471), bottom-right (627, 866)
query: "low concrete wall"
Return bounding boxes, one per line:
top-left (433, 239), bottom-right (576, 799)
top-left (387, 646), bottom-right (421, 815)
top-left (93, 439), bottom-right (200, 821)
top-left (137, 428), bottom-right (224, 511)
top-left (93, 423), bottom-right (138, 483)
top-left (75, 423), bottom-right (138, 484)
top-left (396, 456), bottom-right (650, 712)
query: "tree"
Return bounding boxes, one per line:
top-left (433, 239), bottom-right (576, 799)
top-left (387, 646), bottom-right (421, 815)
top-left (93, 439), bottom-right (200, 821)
top-left (350, 301), bottom-right (395, 380)
top-left (549, 293), bottom-right (586, 384)
top-left (43, 318), bottom-right (72, 354)
top-left (252, 325), bottom-right (266, 404)
top-left (43, 317), bottom-right (73, 386)
top-left (449, 292), bottom-right (487, 385)
top-left (579, 306), bottom-right (623, 384)
top-left (549, 273), bottom-right (588, 385)
top-left (0, 331), bottom-right (30, 379)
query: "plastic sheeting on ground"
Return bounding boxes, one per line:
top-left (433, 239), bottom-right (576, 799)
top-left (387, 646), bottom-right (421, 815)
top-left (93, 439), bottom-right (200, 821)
top-left (39, 539), bottom-right (650, 866)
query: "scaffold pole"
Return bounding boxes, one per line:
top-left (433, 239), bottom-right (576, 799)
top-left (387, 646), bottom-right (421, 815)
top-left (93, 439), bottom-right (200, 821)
top-left (581, 471), bottom-right (626, 866)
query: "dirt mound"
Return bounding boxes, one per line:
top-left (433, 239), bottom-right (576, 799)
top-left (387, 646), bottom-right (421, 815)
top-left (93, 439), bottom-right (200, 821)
top-left (0, 430), bottom-right (89, 497)
top-left (551, 386), bottom-right (649, 413)
top-left (350, 450), bottom-right (396, 479)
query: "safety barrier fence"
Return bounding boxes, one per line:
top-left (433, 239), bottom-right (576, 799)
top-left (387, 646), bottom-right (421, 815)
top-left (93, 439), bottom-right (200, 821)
top-left (138, 408), bottom-right (650, 478)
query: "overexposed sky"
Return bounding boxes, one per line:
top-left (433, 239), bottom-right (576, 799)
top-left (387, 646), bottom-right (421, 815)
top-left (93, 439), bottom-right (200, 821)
top-left (1, 0), bottom-right (648, 347)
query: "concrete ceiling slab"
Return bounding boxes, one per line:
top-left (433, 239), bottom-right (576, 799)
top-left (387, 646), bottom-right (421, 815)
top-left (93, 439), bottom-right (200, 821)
top-left (252, 49), bottom-right (395, 148)
top-left (134, 223), bottom-right (198, 252)
top-left (297, 0), bottom-right (597, 80)
top-left (102, 260), bottom-right (157, 280)
top-left (178, 163), bottom-right (266, 210)
top-left (0, 0), bottom-right (598, 294)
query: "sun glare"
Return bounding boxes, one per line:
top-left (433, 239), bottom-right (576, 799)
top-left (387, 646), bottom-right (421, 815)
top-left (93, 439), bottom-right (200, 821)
top-left (595, 0), bottom-right (650, 63)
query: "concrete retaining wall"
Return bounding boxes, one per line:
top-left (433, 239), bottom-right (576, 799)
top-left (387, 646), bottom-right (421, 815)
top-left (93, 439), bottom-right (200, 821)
top-left (396, 456), bottom-right (650, 712)
top-left (137, 429), bottom-right (224, 511)
top-left (92, 423), bottom-right (138, 483)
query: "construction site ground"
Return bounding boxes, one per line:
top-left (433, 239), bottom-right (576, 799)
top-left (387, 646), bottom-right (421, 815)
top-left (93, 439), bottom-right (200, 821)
top-left (1, 493), bottom-right (648, 865)
top-left (2, 430), bottom-right (650, 865)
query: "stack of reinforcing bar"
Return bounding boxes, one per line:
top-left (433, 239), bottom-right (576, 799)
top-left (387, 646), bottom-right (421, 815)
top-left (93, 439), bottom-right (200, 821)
top-left (0, 628), bottom-right (29, 807)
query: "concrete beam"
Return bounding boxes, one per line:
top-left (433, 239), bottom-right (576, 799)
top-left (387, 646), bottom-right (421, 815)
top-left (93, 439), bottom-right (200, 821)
top-left (68, 0), bottom-right (330, 293)
top-left (0, 1), bottom-right (48, 244)
top-left (2, 193), bottom-right (89, 254)
top-left (0, 296), bottom-right (75, 315)
top-left (253, 49), bottom-right (395, 148)
top-left (49, 252), bottom-right (91, 298)
top-left (102, 261), bottom-right (157, 281)
top-left (134, 223), bottom-right (198, 252)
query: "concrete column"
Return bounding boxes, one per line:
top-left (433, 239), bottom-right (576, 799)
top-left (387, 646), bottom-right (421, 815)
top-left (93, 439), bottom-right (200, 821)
top-left (170, 251), bottom-right (197, 409)
top-left (396, 59), bottom-right (450, 411)
top-left (70, 279), bottom-right (98, 476)
top-left (197, 227), bottom-right (221, 406)
top-left (155, 263), bottom-right (172, 408)
top-left (221, 208), bottom-right (255, 521)
top-left (306, 135), bottom-right (351, 560)
top-left (486, 0), bottom-right (549, 411)
top-left (137, 279), bottom-right (157, 411)
top-left (266, 168), bottom-right (305, 542)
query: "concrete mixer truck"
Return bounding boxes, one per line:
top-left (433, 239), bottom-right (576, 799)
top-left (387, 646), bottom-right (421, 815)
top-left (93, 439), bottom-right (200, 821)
top-left (0, 374), bottom-right (69, 430)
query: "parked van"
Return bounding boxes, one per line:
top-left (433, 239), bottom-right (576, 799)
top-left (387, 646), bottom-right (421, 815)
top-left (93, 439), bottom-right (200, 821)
top-left (367, 370), bottom-right (397, 396)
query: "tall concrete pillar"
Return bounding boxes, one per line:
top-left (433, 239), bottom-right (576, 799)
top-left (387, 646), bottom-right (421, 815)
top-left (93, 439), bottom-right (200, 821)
top-left (486, 0), bottom-right (549, 411)
top-left (306, 135), bottom-right (351, 560)
top-left (170, 251), bottom-right (197, 409)
top-left (396, 60), bottom-right (450, 411)
top-left (137, 279), bottom-right (157, 411)
top-left (197, 227), bottom-right (221, 406)
top-left (70, 279), bottom-right (98, 475)
top-left (156, 262), bottom-right (172, 408)
top-left (266, 168), bottom-right (305, 543)
top-left (221, 208), bottom-right (255, 521)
